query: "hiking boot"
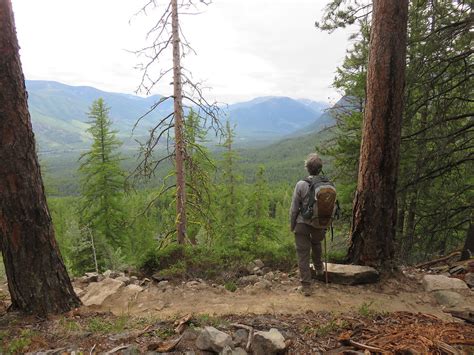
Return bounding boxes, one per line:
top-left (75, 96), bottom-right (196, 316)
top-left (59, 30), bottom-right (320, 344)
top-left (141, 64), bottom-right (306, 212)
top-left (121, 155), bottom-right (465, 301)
top-left (301, 284), bottom-right (312, 297)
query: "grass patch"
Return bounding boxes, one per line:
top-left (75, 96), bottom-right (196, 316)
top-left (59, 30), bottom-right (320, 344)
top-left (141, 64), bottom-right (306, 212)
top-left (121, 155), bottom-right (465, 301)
top-left (224, 281), bottom-right (237, 292)
top-left (304, 319), bottom-right (349, 337)
top-left (140, 241), bottom-right (296, 281)
top-left (86, 315), bottom-right (128, 334)
top-left (5, 329), bottom-right (35, 353)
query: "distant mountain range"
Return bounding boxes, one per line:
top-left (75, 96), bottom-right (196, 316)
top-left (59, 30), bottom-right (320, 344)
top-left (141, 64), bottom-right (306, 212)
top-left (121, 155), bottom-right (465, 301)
top-left (26, 80), bottom-right (333, 152)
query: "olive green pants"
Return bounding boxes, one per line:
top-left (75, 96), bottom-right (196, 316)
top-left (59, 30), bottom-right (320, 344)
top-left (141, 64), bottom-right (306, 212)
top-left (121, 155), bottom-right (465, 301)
top-left (294, 223), bottom-right (325, 285)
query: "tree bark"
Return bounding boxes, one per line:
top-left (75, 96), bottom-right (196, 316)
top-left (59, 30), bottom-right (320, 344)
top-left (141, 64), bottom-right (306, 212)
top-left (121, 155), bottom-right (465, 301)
top-left (171, 0), bottom-right (187, 244)
top-left (347, 0), bottom-right (409, 267)
top-left (0, 0), bottom-right (81, 315)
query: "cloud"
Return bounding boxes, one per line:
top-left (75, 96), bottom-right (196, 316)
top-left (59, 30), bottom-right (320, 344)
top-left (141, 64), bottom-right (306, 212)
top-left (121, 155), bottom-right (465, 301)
top-left (12, 0), bottom-right (354, 103)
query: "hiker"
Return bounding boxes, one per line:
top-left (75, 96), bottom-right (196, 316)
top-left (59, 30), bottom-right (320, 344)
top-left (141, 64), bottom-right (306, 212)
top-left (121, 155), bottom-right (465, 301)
top-left (290, 153), bottom-right (336, 296)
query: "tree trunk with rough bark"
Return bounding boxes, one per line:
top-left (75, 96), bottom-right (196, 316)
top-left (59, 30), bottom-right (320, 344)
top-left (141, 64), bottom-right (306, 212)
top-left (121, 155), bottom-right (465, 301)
top-left (0, 0), bottom-right (81, 315)
top-left (171, 0), bottom-right (187, 244)
top-left (347, 0), bottom-right (409, 267)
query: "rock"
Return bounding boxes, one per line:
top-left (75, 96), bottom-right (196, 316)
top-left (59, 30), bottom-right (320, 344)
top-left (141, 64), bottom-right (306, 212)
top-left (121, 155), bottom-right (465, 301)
top-left (246, 261), bottom-right (256, 273)
top-left (464, 273), bottom-right (474, 288)
top-left (81, 278), bottom-right (125, 306)
top-left (182, 328), bottom-right (200, 342)
top-left (233, 329), bottom-right (248, 348)
top-left (73, 287), bottom-right (85, 297)
top-left (251, 328), bottom-right (286, 355)
top-left (116, 276), bottom-right (132, 285)
top-left (312, 263), bottom-right (379, 285)
top-left (449, 265), bottom-right (466, 275)
top-left (264, 272), bottom-right (275, 281)
top-left (196, 326), bottom-right (233, 353)
top-left (84, 272), bottom-right (99, 283)
top-left (254, 259), bottom-right (265, 269)
top-left (157, 280), bottom-right (169, 288)
top-left (261, 267), bottom-right (272, 276)
top-left (103, 270), bottom-right (113, 278)
top-left (238, 275), bottom-right (259, 286)
top-left (220, 345), bottom-right (248, 355)
top-left (433, 290), bottom-right (464, 307)
top-left (422, 275), bottom-right (469, 292)
top-left (140, 278), bottom-right (151, 286)
top-left (187, 280), bottom-right (201, 288)
top-left (151, 273), bottom-right (167, 282)
top-left (254, 280), bottom-right (272, 290)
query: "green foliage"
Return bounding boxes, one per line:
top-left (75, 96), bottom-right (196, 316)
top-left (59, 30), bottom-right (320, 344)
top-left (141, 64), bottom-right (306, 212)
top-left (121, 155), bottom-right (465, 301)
top-left (86, 315), bottom-right (128, 334)
top-left (184, 109), bottom-right (216, 243)
top-left (76, 98), bottom-right (127, 271)
top-left (5, 329), bottom-right (35, 353)
top-left (224, 281), bottom-right (237, 292)
top-left (217, 121), bottom-right (243, 243)
top-left (140, 239), bottom-right (296, 280)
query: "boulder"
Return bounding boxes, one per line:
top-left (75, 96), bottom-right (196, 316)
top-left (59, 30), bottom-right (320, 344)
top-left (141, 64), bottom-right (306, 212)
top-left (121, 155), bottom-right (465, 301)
top-left (196, 326), bottom-right (233, 353)
top-left (81, 278), bottom-right (125, 306)
top-left (254, 259), bottom-right (265, 269)
top-left (433, 290), bottom-right (464, 307)
top-left (312, 263), bottom-right (379, 285)
top-left (465, 273), bottom-right (474, 288)
top-left (422, 275), bottom-right (469, 292)
top-left (251, 328), bottom-right (286, 355)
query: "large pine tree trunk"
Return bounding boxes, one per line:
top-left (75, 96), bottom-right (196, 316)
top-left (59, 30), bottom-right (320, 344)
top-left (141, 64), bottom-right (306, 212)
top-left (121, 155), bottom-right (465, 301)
top-left (0, 0), bottom-right (81, 315)
top-left (171, 0), bottom-right (187, 244)
top-left (347, 0), bottom-right (409, 267)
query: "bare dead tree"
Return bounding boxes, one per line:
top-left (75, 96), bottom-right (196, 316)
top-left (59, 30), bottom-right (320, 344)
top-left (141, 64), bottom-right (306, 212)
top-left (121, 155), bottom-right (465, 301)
top-left (131, 0), bottom-right (221, 244)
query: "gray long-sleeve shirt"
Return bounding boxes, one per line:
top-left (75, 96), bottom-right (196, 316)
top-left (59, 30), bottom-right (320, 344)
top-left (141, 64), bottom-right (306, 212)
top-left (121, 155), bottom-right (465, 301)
top-left (289, 178), bottom-right (313, 231)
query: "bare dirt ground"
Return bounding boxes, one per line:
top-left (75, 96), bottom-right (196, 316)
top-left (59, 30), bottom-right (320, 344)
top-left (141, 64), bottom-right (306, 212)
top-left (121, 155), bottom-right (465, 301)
top-left (91, 271), bottom-right (467, 321)
top-left (0, 269), bottom-right (473, 353)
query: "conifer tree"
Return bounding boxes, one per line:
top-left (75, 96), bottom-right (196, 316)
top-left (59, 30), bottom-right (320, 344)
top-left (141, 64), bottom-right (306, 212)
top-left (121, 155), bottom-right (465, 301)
top-left (246, 166), bottom-right (277, 242)
top-left (184, 109), bottom-right (215, 244)
top-left (219, 121), bottom-right (241, 243)
top-left (78, 98), bottom-right (126, 269)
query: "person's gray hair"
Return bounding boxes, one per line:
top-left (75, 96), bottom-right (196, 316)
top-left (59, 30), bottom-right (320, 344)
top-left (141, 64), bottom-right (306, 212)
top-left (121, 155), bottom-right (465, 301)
top-left (305, 153), bottom-right (323, 175)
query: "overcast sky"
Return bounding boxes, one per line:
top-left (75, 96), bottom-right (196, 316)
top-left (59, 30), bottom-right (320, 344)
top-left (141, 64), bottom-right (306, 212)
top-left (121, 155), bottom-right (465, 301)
top-left (11, 0), bottom-right (355, 104)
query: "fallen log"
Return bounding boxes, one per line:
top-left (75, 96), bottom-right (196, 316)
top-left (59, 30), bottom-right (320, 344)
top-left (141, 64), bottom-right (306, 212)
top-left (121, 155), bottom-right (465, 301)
top-left (415, 251), bottom-right (461, 269)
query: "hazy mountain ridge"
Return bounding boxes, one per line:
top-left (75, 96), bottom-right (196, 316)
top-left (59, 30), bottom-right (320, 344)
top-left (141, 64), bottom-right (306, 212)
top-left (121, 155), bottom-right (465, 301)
top-left (26, 80), bottom-right (331, 152)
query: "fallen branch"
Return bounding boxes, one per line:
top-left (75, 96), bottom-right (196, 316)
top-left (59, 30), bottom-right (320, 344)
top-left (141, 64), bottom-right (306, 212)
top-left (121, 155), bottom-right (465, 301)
top-left (445, 310), bottom-right (474, 324)
top-left (231, 323), bottom-right (254, 352)
top-left (147, 334), bottom-right (183, 352)
top-left (415, 251), bottom-right (461, 269)
top-left (346, 339), bottom-right (384, 353)
top-left (105, 345), bottom-right (131, 354)
top-left (435, 340), bottom-right (462, 355)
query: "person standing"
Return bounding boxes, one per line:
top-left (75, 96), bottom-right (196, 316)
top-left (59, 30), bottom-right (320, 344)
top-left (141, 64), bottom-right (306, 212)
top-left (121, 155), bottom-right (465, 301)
top-left (290, 153), bottom-right (327, 296)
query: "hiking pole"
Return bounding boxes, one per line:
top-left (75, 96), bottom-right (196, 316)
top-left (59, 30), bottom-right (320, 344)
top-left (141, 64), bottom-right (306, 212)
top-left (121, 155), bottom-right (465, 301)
top-left (324, 230), bottom-right (329, 286)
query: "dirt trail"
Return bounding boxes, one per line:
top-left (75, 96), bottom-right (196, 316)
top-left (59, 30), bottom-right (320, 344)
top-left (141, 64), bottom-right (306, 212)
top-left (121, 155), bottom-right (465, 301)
top-left (94, 273), bottom-right (466, 321)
